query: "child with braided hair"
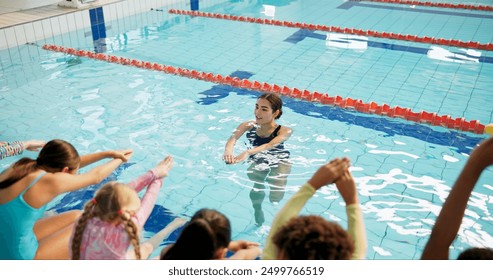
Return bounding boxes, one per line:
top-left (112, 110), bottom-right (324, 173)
top-left (70, 156), bottom-right (186, 259)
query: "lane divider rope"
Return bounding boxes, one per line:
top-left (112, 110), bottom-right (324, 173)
top-left (350, 0), bottom-right (493, 12)
top-left (41, 44), bottom-right (486, 134)
top-left (168, 9), bottom-right (493, 51)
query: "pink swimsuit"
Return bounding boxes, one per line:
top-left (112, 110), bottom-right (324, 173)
top-left (72, 169), bottom-right (163, 259)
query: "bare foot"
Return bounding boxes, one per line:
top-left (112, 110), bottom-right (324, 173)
top-left (154, 156), bottom-right (174, 178)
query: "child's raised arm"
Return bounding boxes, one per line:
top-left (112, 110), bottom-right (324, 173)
top-left (422, 137), bottom-right (493, 259)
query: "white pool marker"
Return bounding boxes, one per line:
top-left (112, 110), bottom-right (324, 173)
top-left (260, 5), bottom-right (276, 17)
top-left (326, 33), bottom-right (368, 50)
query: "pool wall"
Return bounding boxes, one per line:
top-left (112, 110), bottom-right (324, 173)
top-left (0, 0), bottom-right (227, 53)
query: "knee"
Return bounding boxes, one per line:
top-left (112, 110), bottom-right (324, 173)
top-left (247, 171), bottom-right (268, 182)
top-left (250, 188), bottom-right (266, 200)
top-left (269, 188), bottom-right (285, 203)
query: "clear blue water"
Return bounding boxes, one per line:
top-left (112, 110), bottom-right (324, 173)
top-left (1, 0), bottom-right (492, 259)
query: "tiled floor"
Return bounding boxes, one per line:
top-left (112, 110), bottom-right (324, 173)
top-left (0, 0), bottom-right (120, 28)
top-left (0, 0), bottom-right (59, 14)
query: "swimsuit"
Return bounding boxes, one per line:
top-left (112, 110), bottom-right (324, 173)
top-left (0, 172), bottom-right (47, 259)
top-left (246, 125), bottom-right (290, 167)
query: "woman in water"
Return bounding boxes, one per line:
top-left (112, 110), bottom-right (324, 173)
top-left (223, 93), bottom-right (292, 226)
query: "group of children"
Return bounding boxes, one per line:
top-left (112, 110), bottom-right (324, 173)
top-left (1, 93), bottom-right (492, 260)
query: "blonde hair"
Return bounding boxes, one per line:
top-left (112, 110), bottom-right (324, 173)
top-left (71, 182), bottom-right (142, 259)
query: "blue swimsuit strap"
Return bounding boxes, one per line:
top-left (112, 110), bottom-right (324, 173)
top-left (253, 125), bottom-right (281, 137)
top-left (20, 171), bottom-right (47, 196)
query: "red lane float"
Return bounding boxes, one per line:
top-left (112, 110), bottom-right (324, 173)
top-left (168, 9), bottom-right (493, 51)
top-left (351, 0), bottom-right (493, 12)
top-left (41, 44), bottom-right (486, 134)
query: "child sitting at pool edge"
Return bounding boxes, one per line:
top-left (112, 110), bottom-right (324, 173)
top-left (70, 155), bottom-right (186, 259)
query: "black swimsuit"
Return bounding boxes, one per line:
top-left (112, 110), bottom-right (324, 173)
top-left (246, 125), bottom-right (290, 166)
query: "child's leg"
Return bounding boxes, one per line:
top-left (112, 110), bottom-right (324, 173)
top-left (34, 210), bottom-right (81, 259)
top-left (136, 217), bottom-right (187, 259)
top-left (34, 210), bottom-right (81, 241)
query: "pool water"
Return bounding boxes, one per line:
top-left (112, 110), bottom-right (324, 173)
top-left (1, 0), bottom-right (492, 259)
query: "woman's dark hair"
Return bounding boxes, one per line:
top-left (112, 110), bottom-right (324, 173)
top-left (160, 208), bottom-right (231, 260)
top-left (259, 93), bottom-right (283, 119)
top-left (0, 139), bottom-right (80, 189)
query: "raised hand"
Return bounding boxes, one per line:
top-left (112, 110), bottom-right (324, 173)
top-left (307, 157), bottom-right (350, 190)
top-left (421, 137), bottom-right (493, 260)
top-left (335, 169), bottom-right (358, 206)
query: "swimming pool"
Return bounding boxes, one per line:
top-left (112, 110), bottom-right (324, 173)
top-left (1, 0), bottom-right (492, 259)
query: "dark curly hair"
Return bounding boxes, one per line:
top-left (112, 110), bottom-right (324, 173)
top-left (272, 215), bottom-right (354, 260)
top-left (457, 247), bottom-right (493, 260)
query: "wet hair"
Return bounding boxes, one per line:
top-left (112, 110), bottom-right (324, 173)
top-left (272, 215), bottom-right (354, 260)
top-left (0, 139), bottom-right (80, 189)
top-left (457, 247), bottom-right (493, 260)
top-left (71, 182), bottom-right (142, 260)
top-left (258, 93), bottom-right (283, 119)
top-left (160, 208), bottom-right (231, 260)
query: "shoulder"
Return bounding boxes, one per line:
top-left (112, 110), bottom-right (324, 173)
top-left (38, 171), bottom-right (59, 182)
top-left (230, 121), bottom-right (255, 135)
top-left (279, 125), bottom-right (293, 135)
top-left (18, 170), bottom-right (49, 186)
top-left (36, 172), bottom-right (75, 195)
top-left (237, 121), bottom-right (256, 132)
top-left (241, 120), bottom-right (256, 128)
top-left (12, 171), bottom-right (56, 205)
top-left (32, 171), bottom-right (58, 189)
